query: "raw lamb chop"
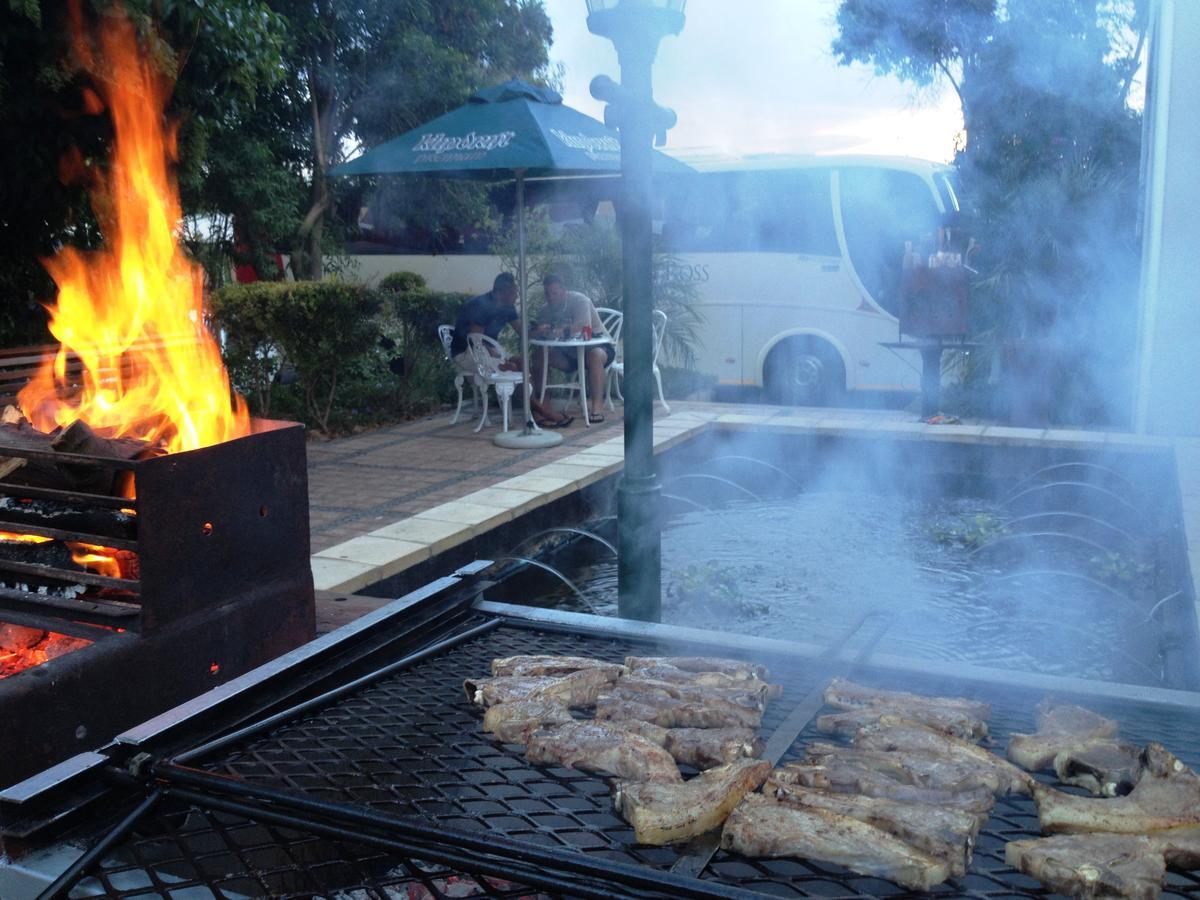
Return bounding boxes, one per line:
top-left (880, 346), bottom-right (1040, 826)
top-left (524, 721), bottom-right (681, 783)
top-left (1036, 743), bottom-right (1200, 834)
top-left (774, 760), bottom-right (996, 816)
top-left (823, 677), bottom-right (990, 721)
top-left (816, 706), bottom-right (988, 742)
top-left (482, 700), bottom-right (573, 743)
top-left (612, 758), bottom-right (770, 845)
top-left (490, 655), bottom-right (624, 679)
top-left (720, 794), bottom-right (951, 891)
top-left (853, 718), bottom-right (1035, 795)
top-left (1007, 700), bottom-right (1120, 771)
top-left (663, 727), bottom-right (765, 770)
top-left (624, 655), bottom-right (769, 680)
top-left (596, 694), bottom-right (762, 730)
top-left (1053, 738), bottom-right (1144, 797)
top-left (464, 667), bottom-right (617, 708)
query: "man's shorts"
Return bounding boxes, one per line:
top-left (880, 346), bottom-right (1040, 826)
top-left (559, 342), bottom-right (616, 372)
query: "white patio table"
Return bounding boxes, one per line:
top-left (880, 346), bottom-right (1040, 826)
top-left (529, 334), bottom-right (613, 427)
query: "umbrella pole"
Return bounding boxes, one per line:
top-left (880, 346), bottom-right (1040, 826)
top-left (495, 171), bottom-right (562, 449)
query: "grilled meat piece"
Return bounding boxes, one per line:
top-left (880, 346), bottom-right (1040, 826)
top-left (853, 718), bottom-right (1034, 795)
top-left (816, 706), bottom-right (988, 742)
top-left (1007, 701), bottom-right (1120, 771)
top-left (805, 741), bottom-right (1007, 795)
top-left (603, 718), bottom-right (670, 746)
top-left (609, 677), bottom-right (768, 712)
top-left (624, 663), bottom-right (783, 699)
top-left (1053, 738), bottom-right (1144, 797)
top-left (596, 694), bottom-right (763, 730)
top-left (464, 667), bottom-right (617, 709)
top-left (525, 721), bottom-right (682, 783)
top-left (720, 794), bottom-right (951, 892)
top-left (823, 677), bottom-right (990, 721)
top-left (482, 701), bottom-right (573, 743)
top-left (1036, 743), bottom-right (1200, 834)
top-left (625, 656), bottom-right (769, 681)
top-left (1006, 833), bottom-right (1165, 899)
top-left (490, 655), bottom-right (623, 679)
top-left (774, 761), bottom-right (996, 815)
top-left (770, 781), bottom-right (981, 876)
top-left (613, 758), bottom-right (771, 845)
top-left (663, 727), bottom-right (765, 770)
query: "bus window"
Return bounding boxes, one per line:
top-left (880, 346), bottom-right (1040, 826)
top-left (661, 171), bottom-right (838, 255)
top-left (839, 168), bottom-right (941, 317)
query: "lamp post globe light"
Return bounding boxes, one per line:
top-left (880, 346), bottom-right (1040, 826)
top-left (585, 0), bottom-right (685, 622)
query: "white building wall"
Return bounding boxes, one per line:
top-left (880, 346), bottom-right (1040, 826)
top-left (1134, 0), bottom-right (1200, 434)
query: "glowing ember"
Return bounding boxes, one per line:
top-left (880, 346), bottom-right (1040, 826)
top-left (17, 5), bottom-right (249, 454)
top-left (0, 531), bottom-right (52, 544)
top-left (69, 542), bottom-right (134, 579)
top-left (0, 624), bottom-right (93, 679)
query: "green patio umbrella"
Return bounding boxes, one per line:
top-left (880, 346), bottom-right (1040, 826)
top-left (330, 79), bottom-right (691, 447)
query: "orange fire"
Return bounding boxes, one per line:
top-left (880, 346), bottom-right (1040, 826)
top-left (0, 532), bottom-right (52, 544)
top-left (17, 5), bottom-right (249, 454)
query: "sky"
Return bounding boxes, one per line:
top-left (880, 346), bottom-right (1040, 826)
top-left (542, 0), bottom-right (965, 164)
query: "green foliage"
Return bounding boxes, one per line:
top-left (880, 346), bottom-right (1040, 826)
top-left (378, 272), bottom-right (470, 415)
top-left (833, 0), bottom-right (1148, 426)
top-left (665, 563), bottom-right (770, 618)
top-left (1090, 551), bottom-right (1152, 585)
top-left (930, 512), bottom-right (1006, 549)
top-left (211, 281), bottom-right (381, 432)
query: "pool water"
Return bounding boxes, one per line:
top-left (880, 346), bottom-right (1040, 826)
top-left (523, 491), bottom-right (1164, 686)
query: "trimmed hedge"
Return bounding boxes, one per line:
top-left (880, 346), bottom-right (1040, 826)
top-left (211, 281), bottom-right (381, 432)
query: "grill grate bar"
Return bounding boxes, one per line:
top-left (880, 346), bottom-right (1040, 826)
top-left (0, 482), bottom-right (137, 510)
top-left (158, 771), bottom-right (759, 900)
top-left (0, 586), bottom-right (140, 624)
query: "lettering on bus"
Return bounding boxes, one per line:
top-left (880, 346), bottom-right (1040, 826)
top-left (656, 261), bottom-right (710, 285)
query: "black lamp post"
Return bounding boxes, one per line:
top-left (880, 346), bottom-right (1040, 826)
top-left (586, 0), bottom-right (685, 622)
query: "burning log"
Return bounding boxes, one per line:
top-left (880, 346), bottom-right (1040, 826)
top-left (0, 418), bottom-right (155, 496)
top-left (0, 496), bottom-right (136, 540)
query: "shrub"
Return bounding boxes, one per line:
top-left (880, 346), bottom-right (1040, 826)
top-left (211, 281), bottom-right (381, 432)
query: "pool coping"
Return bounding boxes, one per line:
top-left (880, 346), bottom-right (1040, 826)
top-left (310, 409), bottom-right (1197, 631)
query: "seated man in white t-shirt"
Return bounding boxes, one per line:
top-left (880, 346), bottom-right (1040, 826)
top-left (533, 273), bottom-right (616, 424)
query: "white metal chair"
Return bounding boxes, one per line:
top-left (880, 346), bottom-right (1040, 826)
top-left (467, 332), bottom-right (523, 433)
top-left (596, 307), bottom-right (623, 411)
top-left (605, 308), bottom-right (670, 413)
top-left (438, 324), bottom-right (485, 426)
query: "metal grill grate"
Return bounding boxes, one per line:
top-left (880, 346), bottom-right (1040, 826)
top-left (69, 619), bottom-right (1200, 898)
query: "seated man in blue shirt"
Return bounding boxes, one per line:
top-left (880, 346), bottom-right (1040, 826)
top-left (451, 272), bottom-right (572, 428)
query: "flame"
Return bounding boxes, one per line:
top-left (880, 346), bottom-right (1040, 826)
top-left (0, 531), bottom-right (52, 544)
top-left (17, 6), bottom-right (249, 454)
top-left (69, 543), bottom-right (124, 578)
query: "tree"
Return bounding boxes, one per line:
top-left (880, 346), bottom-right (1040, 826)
top-left (833, 0), bottom-right (1148, 425)
top-left (273, 0), bottom-right (555, 280)
top-left (0, 0), bottom-right (288, 343)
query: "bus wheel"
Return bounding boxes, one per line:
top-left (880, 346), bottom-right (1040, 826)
top-left (765, 339), bottom-right (845, 407)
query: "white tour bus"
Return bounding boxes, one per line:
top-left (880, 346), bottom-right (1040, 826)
top-left (349, 154), bottom-right (960, 404)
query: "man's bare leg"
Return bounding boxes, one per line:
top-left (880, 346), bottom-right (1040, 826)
top-left (586, 347), bottom-right (608, 419)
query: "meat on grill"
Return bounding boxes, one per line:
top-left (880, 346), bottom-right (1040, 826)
top-left (612, 758), bottom-right (771, 845)
top-left (769, 781), bottom-right (981, 876)
top-left (720, 794), bottom-right (951, 892)
top-left (604, 718), bottom-right (670, 746)
top-left (823, 677), bottom-right (990, 722)
top-left (464, 667), bottom-right (617, 709)
top-left (804, 741), bottom-right (1010, 796)
top-left (1035, 743), bottom-right (1200, 834)
top-left (663, 727), bottom-right (765, 770)
top-left (490, 655), bottom-right (624, 679)
top-left (525, 721), bottom-right (682, 783)
top-left (624, 656), bottom-right (769, 681)
top-left (853, 718), bottom-right (1035, 796)
top-left (816, 706), bottom-right (988, 742)
top-left (482, 700), bottom-right (574, 743)
top-left (1053, 738), bottom-right (1144, 797)
top-left (1006, 700), bottom-right (1120, 772)
top-left (596, 694), bottom-right (763, 730)
top-left (627, 663), bottom-right (783, 699)
top-left (608, 676), bottom-right (768, 712)
top-left (775, 760), bottom-right (996, 815)
top-left (1005, 827), bottom-right (1200, 900)
top-left (1005, 833), bottom-right (1165, 899)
